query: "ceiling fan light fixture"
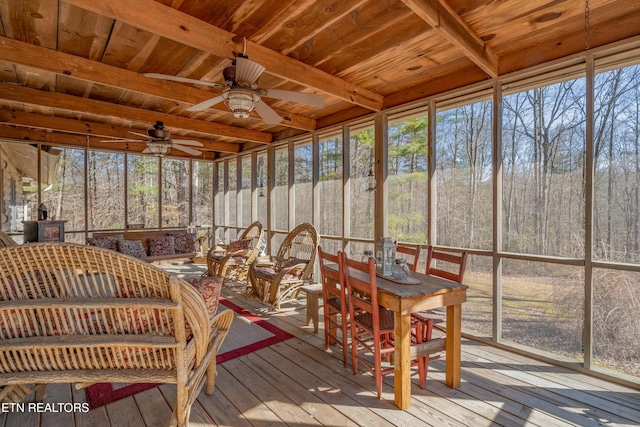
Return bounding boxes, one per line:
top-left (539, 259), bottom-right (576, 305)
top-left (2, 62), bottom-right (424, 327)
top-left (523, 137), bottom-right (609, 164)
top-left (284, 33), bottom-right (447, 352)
top-left (146, 142), bottom-right (170, 156)
top-left (224, 88), bottom-right (260, 119)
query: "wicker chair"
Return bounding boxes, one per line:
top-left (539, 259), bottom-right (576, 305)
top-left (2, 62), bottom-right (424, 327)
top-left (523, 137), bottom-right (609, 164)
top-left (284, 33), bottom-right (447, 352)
top-left (247, 223), bottom-right (319, 310)
top-left (0, 243), bottom-right (233, 427)
top-left (0, 230), bottom-right (17, 247)
top-left (207, 221), bottom-right (264, 282)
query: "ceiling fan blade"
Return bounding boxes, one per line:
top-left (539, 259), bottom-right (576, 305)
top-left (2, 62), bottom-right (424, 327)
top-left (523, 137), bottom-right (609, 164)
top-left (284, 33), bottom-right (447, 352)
top-left (100, 138), bottom-right (145, 143)
top-left (171, 139), bottom-right (204, 147)
top-left (235, 56), bottom-right (265, 85)
top-left (253, 101), bottom-right (283, 124)
top-left (186, 94), bottom-right (226, 112)
top-left (263, 89), bottom-right (324, 107)
top-left (129, 131), bottom-right (151, 138)
top-left (143, 73), bottom-right (226, 89)
top-left (172, 144), bottom-right (202, 156)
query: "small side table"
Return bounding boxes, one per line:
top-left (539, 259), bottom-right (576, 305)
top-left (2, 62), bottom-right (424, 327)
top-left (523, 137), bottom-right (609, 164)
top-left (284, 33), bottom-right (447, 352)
top-left (23, 220), bottom-right (67, 243)
top-left (300, 283), bottom-right (323, 333)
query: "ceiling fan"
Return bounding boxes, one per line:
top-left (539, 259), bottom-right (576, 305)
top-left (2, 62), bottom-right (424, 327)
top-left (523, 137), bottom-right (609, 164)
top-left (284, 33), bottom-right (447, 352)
top-left (144, 45), bottom-right (324, 124)
top-left (102, 121), bottom-right (203, 156)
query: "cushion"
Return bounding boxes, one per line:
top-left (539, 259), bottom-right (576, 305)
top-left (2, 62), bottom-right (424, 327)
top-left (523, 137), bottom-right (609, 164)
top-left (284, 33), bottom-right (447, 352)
top-left (168, 232), bottom-right (198, 254)
top-left (87, 235), bottom-right (124, 251)
top-left (148, 236), bottom-right (175, 256)
top-left (186, 276), bottom-right (223, 323)
top-left (227, 238), bottom-right (252, 253)
top-left (117, 239), bottom-right (147, 258)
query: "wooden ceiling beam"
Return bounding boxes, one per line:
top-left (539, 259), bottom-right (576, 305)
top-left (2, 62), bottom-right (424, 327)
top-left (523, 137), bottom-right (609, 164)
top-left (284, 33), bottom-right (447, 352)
top-left (0, 125), bottom-right (216, 160)
top-left (0, 36), bottom-right (315, 131)
top-left (0, 82), bottom-right (272, 144)
top-left (400, 0), bottom-right (498, 78)
top-left (64, 0), bottom-right (384, 111)
top-left (0, 110), bottom-right (240, 154)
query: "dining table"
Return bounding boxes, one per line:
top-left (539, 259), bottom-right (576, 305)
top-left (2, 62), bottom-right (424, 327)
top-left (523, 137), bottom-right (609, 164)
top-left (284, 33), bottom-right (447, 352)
top-left (327, 263), bottom-right (468, 409)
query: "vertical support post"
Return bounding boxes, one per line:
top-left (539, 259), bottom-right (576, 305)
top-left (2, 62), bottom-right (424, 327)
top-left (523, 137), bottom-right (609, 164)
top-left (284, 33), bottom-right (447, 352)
top-left (212, 161), bottom-right (219, 242)
top-left (493, 82), bottom-right (503, 342)
top-left (223, 159), bottom-right (229, 242)
top-left (267, 146), bottom-right (275, 254)
top-left (288, 140), bottom-right (295, 231)
top-left (428, 100), bottom-right (436, 246)
top-left (584, 54), bottom-right (595, 369)
top-left (374, 111), bottom-right (388, 241)
top-left (251, 151), bottom-right (258, 222)
top-left (124, 153), bottom-right (129, 229)
top-left (236, 155), bottom-right (242, 231)
top-left (188, 158), bottom-right (193, 227)
top-left (158, 157), bottom-right (163, 229)
top-left (312, 134), bottom-right (320, 228)
top-left (342, 125), bottom-right (351, 252)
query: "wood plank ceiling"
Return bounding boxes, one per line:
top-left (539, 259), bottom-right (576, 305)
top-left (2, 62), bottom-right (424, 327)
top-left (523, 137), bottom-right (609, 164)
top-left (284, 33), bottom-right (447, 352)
top-left (0, 0), bottom-right (639, 159)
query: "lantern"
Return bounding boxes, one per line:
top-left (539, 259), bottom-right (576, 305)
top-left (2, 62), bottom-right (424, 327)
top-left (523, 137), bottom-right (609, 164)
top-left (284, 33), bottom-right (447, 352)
top-left (375, 237), bottom-right (396, 276)
top-left (38, 203), bottom-right (48, 221)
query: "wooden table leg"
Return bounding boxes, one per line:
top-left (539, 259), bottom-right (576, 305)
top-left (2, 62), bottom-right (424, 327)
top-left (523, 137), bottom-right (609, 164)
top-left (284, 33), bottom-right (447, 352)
top-left (393, 312), bottom-right (412, 409)
top-left (445, 303), bottom-right (462, 388)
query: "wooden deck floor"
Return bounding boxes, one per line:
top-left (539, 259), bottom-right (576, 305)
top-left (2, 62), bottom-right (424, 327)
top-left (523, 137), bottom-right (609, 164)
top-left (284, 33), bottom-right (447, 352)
top-left (3, 265), bottom-right (640, 427)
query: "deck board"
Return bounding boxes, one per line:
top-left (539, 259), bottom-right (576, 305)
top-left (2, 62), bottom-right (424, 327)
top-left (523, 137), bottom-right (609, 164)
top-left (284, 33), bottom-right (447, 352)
top-left (4, 267), bottom-right (640, 427)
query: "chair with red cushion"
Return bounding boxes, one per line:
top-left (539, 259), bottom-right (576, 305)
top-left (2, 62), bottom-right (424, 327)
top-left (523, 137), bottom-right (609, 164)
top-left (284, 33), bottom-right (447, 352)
top-left (413, 246), bottom-right (467, 388)
top-left (318, 247), bottom-right (349, 366)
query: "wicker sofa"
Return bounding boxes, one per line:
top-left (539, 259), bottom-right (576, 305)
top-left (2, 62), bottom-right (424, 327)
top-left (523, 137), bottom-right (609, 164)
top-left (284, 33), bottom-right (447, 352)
top-left (0, 243), bottom-right (231, 427)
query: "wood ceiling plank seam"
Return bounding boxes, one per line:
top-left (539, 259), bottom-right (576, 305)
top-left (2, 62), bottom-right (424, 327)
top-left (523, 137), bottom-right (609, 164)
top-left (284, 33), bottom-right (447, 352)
top-left (311, 15), bottom-right (435, 76)
top-left (0, 1), bottom-right (9, 38)
top-left (0, 36), bottom-right (314, 131)
top-left (126, 33), bottom-right (162, 72)
top-left (289, 1), bottom-right (418, 68)
top-left (0, 81), bottom-right (272, 144)
top-left (496, 1), bottom-right (640, 74)
top-left (261, 0), bottom-right (369, 56)
top-left (245, 0), bottom-right (317, 44)
top-left (63, 0), bottom-right (384, 111)
top-left (400, 0), bottom-right (498, 78)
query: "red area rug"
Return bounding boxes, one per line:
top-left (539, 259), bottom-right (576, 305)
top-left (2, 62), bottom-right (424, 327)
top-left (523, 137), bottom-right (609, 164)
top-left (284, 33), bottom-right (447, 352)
top-left (86, 297), bottom-right (293, 409)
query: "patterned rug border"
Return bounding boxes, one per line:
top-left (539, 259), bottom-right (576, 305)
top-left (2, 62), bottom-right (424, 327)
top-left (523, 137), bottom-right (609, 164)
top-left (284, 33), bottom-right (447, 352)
top-left (86, 297), bottom-right (293, 409)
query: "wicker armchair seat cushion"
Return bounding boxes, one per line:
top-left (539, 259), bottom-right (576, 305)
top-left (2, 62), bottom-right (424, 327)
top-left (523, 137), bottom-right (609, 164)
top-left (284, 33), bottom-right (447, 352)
top-left (253, 265), bottom-right (304, 281)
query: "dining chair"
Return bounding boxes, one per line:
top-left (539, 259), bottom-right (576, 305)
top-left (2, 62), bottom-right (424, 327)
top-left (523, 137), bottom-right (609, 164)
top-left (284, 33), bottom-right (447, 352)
top-left (342, 254), bottom-right (423, 398)
top-left (317, 247), bottom-right (349, 366)
top-left (413, 245), bottom-right (468, 388)
top-left (395, 242), bottom-right (421, 272)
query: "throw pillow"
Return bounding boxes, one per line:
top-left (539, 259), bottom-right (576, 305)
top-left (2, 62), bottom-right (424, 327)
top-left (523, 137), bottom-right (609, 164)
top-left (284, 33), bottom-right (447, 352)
top-left (117, 239), bottom-right (147, 258)
top-left (87, 235), bottom-right (124, 251)
top-left (167, 232), bottom-right (197, 254)
top-left (227, 238), bottom-right (252, 253)
top-left (148, 236), bottom-right (175, 256)
top-left (186, 276), bottom-right (223, 325)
